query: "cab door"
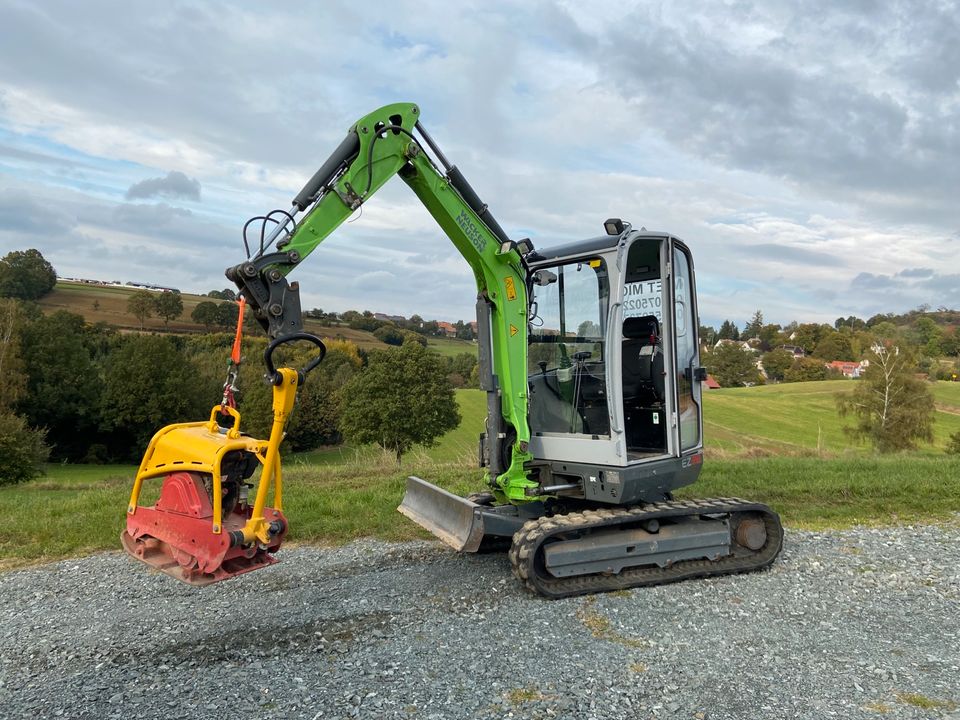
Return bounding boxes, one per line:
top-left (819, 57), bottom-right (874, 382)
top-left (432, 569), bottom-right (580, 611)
top-left (619, 234), bottom-right (671, 460)
top-left (669, 239), bottom-right (703, 454)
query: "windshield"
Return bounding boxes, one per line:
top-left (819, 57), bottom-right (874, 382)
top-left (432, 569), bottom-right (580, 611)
top-left (528, 258), bottom-right (610, 437)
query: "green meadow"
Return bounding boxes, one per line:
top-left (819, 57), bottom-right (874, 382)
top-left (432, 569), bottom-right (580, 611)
top-left (425, 336), bottom-right (479, 358)
top-left (2, 381), bottom-right (958, 568)
top-left (704, 379), bottom-right (960, 456)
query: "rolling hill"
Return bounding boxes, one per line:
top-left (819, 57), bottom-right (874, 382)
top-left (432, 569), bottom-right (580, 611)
top-left (38, 281), bottom-right (477, 356)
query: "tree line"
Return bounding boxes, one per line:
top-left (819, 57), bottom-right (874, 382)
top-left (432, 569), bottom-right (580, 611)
top-left (305, 308), bottom-right (477, 341)
top-left (0, 298), bottom-right (472, 484)
top-left (121, 286), bottom-right (479, 342)
top-left (0, 243), bottom-right (476, 484)
top-left (701, 308), bottom-right (960, 388)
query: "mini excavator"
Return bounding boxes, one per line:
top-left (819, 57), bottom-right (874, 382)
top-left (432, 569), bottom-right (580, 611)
top-left (123, 103), bottom-right (782, 597)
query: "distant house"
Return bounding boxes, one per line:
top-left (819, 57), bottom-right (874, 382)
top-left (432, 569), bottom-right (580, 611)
top-left (125, 281), bottom-right (180, 293)
top-left (715, 339), bottom-right (756, 352)
top-left (827, 360), bottom-right (869, 378)
top-left (373, 312), bottom-right (406, 323)
top-left (437, 321), bottom-right (457, 338)
top-left (703, 374), bottom-right (722, 389)
top-left (60, 276), bottom-right (123, 287)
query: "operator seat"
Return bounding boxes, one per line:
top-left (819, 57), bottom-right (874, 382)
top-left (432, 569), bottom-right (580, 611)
top-left (622, 315), bottom-right (664, 403)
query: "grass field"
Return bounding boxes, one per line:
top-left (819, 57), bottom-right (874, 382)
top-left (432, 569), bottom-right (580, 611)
top-left (703, 379), bottom-right (960, 455)
top-left (2, 382), bottom-right (959, 568)
top-left (686, 455), bottom-right (960, 528)
top-left (42, 281), bottom-right (227, 334)
top-left (426, 336), bottom-right (478, 358)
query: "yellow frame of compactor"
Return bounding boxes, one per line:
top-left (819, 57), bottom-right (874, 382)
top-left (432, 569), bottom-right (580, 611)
top-left (126, 367), bottom-right (299, 546)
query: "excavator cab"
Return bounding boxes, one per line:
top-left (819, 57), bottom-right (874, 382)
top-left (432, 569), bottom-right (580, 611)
top-left (402, 224), bottom-right (712, 546)
top-left (524, 224), bottom-right (706, 502)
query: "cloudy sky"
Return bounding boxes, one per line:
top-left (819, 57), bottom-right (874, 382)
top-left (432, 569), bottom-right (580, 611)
top-left (0, 0), bottom-right (957, 328)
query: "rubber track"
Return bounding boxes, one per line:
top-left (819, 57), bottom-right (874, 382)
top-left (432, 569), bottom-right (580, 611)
top-left (508, 497), bottom-right (783, 598)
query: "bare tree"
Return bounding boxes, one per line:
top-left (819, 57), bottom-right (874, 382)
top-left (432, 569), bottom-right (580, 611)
top-left (836, 343), bottom-right (934, 452)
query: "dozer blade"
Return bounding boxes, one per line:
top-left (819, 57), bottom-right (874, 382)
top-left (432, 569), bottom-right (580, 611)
top-left (398, 476), bottom-right (486, 552)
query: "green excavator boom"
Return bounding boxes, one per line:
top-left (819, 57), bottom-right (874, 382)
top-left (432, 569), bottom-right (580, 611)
top-left (226, 103), bottom-right (536, 502)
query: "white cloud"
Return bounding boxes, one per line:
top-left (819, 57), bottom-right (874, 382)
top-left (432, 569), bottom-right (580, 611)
top-left (126, 171), bottom-right (201, 201)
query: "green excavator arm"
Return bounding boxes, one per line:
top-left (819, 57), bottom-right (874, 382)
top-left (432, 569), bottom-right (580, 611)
top-left (226, 103), bottom-right (536, 502)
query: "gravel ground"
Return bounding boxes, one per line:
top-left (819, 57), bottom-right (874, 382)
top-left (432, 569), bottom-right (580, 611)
top-left (2, 523), bottom-right (959, 720)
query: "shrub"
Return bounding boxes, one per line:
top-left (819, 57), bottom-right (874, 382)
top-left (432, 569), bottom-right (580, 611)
top-left (373, 325), bottom-right (404, 346)
top-left (401, 330), bottom-right (427, 347)
top-left (0, 411), bottom-right (49, 485)
top-left (947, 431), bottom-right (960, 455)
top-left (784, 356), bottom-right (828, 382)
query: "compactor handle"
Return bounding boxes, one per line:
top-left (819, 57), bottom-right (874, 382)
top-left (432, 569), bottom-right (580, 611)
top-left (264, 332), bottom-right (327, 385)
top-left (208, 404), bottom-right (243, 439)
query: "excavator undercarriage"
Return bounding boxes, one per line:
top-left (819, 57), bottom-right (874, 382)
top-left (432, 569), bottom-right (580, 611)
top-left (509, 499), bottom-right (782, 598)
top-left (400, 477), bottom-right (781, 598)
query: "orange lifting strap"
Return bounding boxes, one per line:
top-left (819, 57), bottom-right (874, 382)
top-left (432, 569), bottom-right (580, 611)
top-left (221, 297), bottom-right (246, 409)
top-left (231, 296), bottom-right (246, 365)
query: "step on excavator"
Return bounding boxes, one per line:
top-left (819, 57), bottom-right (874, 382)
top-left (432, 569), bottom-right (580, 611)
top-left (122, 103), bottom-right (783, 597)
